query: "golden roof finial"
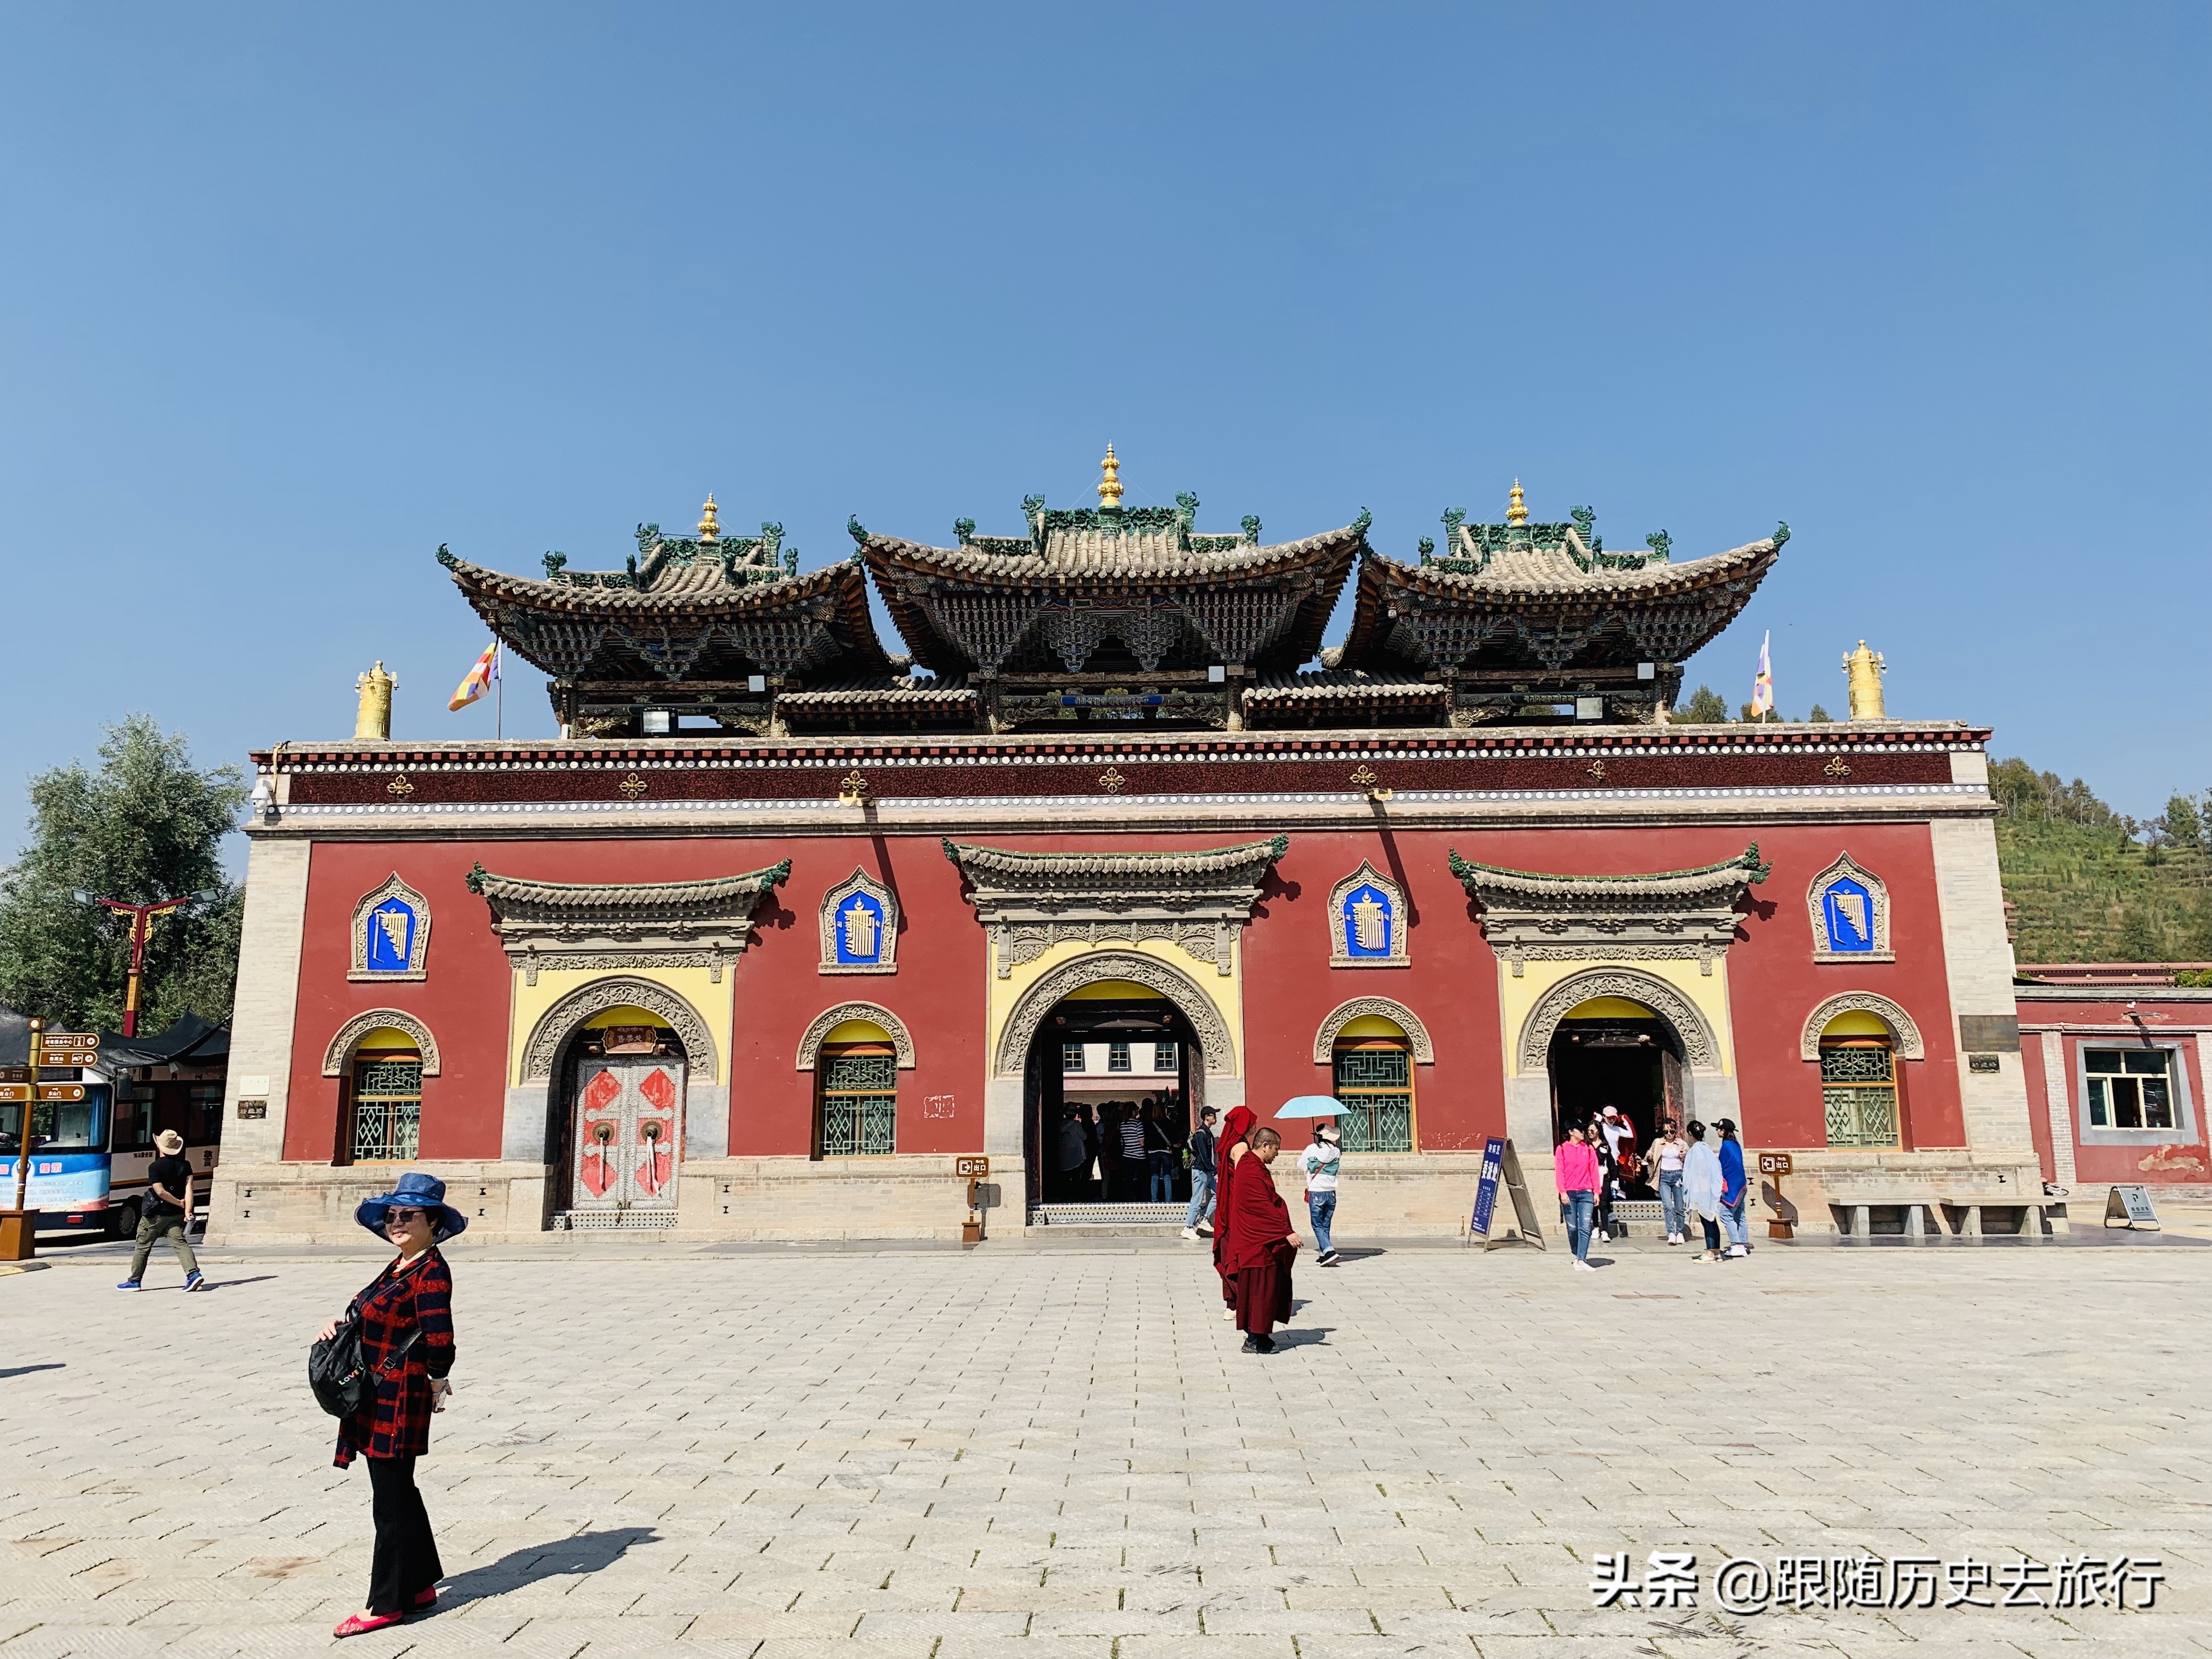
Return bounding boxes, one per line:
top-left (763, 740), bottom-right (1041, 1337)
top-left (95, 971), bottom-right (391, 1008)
top-left (1844, 640), bottom-right (1888, 721)
top-left (1098, 444), bottom-right (1124, 509)
top-left (354, 661), bottom-right (396, 742)
top-left (1506, 479), bottom-right (1528, 524)
top-left (698, 494), bottom-right (720, 540)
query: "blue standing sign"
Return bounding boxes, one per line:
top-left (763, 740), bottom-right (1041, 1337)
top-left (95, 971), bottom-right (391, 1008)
top-left (1470, 1136), bottom-right (1506, 1237)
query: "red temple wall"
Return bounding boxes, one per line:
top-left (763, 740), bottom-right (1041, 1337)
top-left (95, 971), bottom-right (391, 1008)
top-left (287, 820), bottom-right (1971, 1164)
top-left (2017, 1007), bottom-right (2211, 1186)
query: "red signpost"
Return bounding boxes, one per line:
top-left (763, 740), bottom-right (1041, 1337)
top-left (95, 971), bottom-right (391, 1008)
top-left (93, 896), bottom-right (193, 1038)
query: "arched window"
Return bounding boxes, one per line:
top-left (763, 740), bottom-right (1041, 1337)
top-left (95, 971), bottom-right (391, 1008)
top-left (1819, 1011), bottom-right (1900, 1148)
top-left (1331, 1014), bottom-right (1416, 1152)
top-left (340, 1027), bottom-right (424, 1165)
top-left (816, 1019), bottom-right (898, 1158)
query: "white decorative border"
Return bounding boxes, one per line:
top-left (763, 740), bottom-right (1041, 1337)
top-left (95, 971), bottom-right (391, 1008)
top-left (995, 950), bottom-right (1234, 1079)
top-left (1327, 861), bottom-right (1410, 968)
top-left (795, 1001), bottom-right (917, 1070)
top-left (348, 872), bottom-right (431, 981)
top-left (322, 1008), bottom-right (442, 1076)
top-left (1312, 997), bottom-right (1434, 1064)
top-left (1807, 851), bottom-right (1894, 963)
top-left (1799, 992), bottom-right (1925, 1060)
top-left (818, 869), bottom-right (899, 975)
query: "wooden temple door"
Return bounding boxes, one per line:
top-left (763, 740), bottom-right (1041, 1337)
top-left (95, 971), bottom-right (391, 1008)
top-left (571, 1057), bottom-right (685, 1215)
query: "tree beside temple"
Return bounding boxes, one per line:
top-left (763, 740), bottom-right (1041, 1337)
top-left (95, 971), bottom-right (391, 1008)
top-left (0, 716), bottom-right (246, 1029)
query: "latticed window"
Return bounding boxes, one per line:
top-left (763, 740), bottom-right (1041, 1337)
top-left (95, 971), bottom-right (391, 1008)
top-left (1332, 1042), bottom-right (1414, 1152)
top-left (820, 1047), bottom-right (897, 1157)
top-left (351, 1057), bottom-right (422, 1163)
top-left (2084, 1048), bottom-right (2175, 1130)
top-left (1821, 1041), bottom-right (1899, 1148)
top-left (1153, 1042), bottom-right (1177, 1073)
top-left (1062, 1043), bottom-right (1086, 1073)
top-left (1109, 1041), bottom-right (1132, 1073)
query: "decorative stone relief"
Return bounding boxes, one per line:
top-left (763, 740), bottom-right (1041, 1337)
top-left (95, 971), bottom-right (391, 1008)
top-left (945, 837), bottom-right (1285, 980)
top-left (322, 1009), bottom-right (442, 1076)
top-left (1517, 968), bottom-right (1720, 1073)
top-left (349, 873), bottom-right (431, 981)
top-left (1311, 997), bottom-right (1434, 1065)
top-left (819, 869), bottom-right (898, 975)
top-left (1799, 992), bottom-right (1925, 1061)
top-left (519, 976), bottom-right (719, 1083)
top-left (795, 1001), bottom-right (917, 1070)
top-left (469, 861), bottom-right (788, 986)
top-left (1807, 852), bottom-right (1894, 962)
top-left (1327, 861), bottom-right (1409, 968)
top-left (1451, 846), bottom-right (1768, 978)
top-left (995, 950), bottom-right (1235, 1079)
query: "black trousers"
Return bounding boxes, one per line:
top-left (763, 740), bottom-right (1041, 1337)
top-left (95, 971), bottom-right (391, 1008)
top-left (366, 1453), bottom-right (443, 1616)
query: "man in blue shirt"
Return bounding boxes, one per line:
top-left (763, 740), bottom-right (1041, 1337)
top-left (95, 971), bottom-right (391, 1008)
top-left (1715, 1118), bottom-right (1751, 1259)
top-left (1181, 1108), bottom-right (1219, 1239)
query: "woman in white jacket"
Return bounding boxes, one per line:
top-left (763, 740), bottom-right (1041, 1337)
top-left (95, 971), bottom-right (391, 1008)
top-left (1682, 1120), bottom-right (1725, 1262)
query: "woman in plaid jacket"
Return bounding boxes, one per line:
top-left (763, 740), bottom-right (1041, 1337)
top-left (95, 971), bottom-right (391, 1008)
top-left (319, 1172), bottom-right (462, 1638)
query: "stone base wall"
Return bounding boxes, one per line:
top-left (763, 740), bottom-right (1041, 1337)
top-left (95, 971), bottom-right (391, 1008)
top-left (1770, 1150), bottom-right (2047, 1235)
top-left (208, 1161), bottom-right (553, 1245)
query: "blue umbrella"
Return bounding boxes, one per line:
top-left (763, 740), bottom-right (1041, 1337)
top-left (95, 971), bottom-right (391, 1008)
top-left (1273, 1095), bottom-right (1344, 1119)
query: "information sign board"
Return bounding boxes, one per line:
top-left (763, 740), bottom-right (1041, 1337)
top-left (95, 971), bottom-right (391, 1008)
top-left (2104, 1185), bottom-right (2160, 1228)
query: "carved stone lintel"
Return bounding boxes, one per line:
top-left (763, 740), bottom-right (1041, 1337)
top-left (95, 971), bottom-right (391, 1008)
top-left (995, 950), bottom-right (1234, 1079)
top-left (1518, 968), bottom-right (1720, 1073)
top-left (323, 1008), bottom-right (442, 1077)
top-left (520, 977), bottom-right (720, 1083)
top-left (1312, 997), bottom-right (1434, 1065)
top-left (1800, 992), bottom-right (1925, 1060)
top-left (795, 1001), bottom-right (917, 1070)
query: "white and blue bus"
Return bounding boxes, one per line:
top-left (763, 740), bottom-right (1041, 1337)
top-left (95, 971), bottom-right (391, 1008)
top-left (1, 1072), bottom-right (221, 1236)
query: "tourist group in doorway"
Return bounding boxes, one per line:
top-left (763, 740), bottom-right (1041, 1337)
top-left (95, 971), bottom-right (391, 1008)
top-left (1556, 1112), bottom-right (1751, 1268)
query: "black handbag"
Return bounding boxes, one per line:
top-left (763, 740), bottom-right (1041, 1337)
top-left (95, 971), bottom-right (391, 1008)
top-left (308, 1318), bottom-right (419, 1419)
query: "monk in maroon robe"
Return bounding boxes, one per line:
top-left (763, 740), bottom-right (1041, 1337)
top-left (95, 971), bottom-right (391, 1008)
top-left (1211, 1106), bottom-right (1256, 1316)
top-left (1227, 1126), bottom-right (1298, 1352)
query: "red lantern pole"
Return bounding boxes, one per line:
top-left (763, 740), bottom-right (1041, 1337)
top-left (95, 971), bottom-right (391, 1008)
top-left (95, 896), bottom-right (191, 1038)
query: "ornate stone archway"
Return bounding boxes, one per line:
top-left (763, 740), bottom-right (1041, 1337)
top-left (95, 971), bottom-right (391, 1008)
top-left (795, 1001), bottom-right (917, 1071)
top-left (322, 1008), bottom-right (442, 1076)
top-left (994, 949), bottom-right (1236, 1078)
top-left (1799, 991), bottom-right (1925, 1060)
top-left (1519, 966), bottom-right (1720, 1073)
top-left (519, 975), bottom-right (720, 1083)
top-left (1312, 996), bottom-right (1434, 1064)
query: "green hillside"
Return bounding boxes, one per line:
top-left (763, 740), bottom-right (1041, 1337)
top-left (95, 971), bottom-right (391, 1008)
top-left (1991, 758), bottom-right (2212, 965)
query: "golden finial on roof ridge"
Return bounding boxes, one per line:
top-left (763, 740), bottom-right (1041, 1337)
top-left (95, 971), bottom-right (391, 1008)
top-left (1506, 479), bottom-right (1528, 524)
top-left (354, 661), bottom-right (396, 742)
top-left (698, 494), bottom-right (720, 540)
top-left (1098, 444), bottom-right (1124, 508)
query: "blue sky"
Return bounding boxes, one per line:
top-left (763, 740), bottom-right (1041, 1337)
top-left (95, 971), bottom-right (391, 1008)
top-left (2, 3), bottom-right (2205, 857)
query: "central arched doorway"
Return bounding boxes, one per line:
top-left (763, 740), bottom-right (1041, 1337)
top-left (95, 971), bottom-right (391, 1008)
top-left (1547, 995), bottom-right (1685, 1162)
top-left (1024, 979), bottom-right (1201, 1215)
top-left (995, 948), bottom-right (1240, 1223)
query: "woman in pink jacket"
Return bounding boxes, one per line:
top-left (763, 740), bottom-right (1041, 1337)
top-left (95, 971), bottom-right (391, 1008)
top-left (1554, 1124), bottom-right (1601, 1273)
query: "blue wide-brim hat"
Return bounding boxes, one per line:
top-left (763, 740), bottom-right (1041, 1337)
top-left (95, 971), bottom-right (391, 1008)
top-left (354, 1171), bottom-right (467, 1241)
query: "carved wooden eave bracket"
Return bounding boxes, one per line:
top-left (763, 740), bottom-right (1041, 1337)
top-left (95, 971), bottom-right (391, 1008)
top-left (466, 860), bottom-right (791, 985)
top-left (943, 836), bottom-right (1289, 979)
top-left (1447, 845), bottom-right (1770, 977)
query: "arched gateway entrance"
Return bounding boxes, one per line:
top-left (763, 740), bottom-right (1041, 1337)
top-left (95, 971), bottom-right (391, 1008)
top-left (1526, 967), bottom-right (1722, 1192)
top-left (995, 949), bottom-right (1240, 1219)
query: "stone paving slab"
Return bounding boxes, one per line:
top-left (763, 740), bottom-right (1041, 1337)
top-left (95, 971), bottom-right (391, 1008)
top-left (0, 1241), bottom-right (2205, 1654)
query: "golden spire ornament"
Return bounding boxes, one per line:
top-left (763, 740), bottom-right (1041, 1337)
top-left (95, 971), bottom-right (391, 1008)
top-left (354, 661), bottom-right (396, 741)
top-left (698, 494), bottom-right (720, 540)
top-left (1506, 479), bottom-right (1528, 524)
top-left (1097, 444), bottom-right (1124, 509)
top-left (1844, 640), bottom-right (1887, 721)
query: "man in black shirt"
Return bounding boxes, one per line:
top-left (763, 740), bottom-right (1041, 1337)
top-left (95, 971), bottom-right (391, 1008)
top-left (1181, 1107), bottom-right (1219, 1240)
top-left (119, 1130), bottom-right (205, 1291)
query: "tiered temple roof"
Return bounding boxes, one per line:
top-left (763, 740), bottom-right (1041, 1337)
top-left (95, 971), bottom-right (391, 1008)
top-left (439, 466), bottom-right (1785, 737)
top-left (1338, 481), bottom-right (1784, 723)
top-left (438, 498), bottom-right (893, 736)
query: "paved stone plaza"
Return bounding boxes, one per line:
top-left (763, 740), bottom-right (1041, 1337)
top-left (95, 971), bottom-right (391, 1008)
top-left (1, 1236), bottom-right (2205, 1657)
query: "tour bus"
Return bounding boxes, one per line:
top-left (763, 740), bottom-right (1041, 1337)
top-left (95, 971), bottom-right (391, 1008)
top-left (0, 1070), bottom-right (221, 1236)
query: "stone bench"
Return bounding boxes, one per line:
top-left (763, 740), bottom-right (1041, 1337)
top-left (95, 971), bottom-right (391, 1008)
top-left (1826, 1192), bottom-right (2060, 1239)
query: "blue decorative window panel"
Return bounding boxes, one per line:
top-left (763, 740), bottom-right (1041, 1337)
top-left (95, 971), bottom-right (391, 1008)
top-left (834, 891), bottom-right (887, 964)
top-left (1821, 879), bottom-right (1875, 952)
top-left (366, 899), bottom-right (418, 971)
top-left (1806, 853), bottom-right (1892, 962)
top-left (349, 873), bottom-right (431, 981)
top-left (1328, 861), bottom-right (1409, 967)
top-left (819, 869), bottom-right (899, 974)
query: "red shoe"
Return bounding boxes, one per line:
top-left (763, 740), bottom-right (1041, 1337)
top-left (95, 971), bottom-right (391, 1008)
top-left (334, 1612), bottom-right (404, 1638)
top-left (414, 1587), bottom-right (439, 1609)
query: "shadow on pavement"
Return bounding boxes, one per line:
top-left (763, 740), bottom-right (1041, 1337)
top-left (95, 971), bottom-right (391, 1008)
top-left (433, 1527), bottom-right (659, 1609)
top-left (0, 1363), bottom-right (65, 1380)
